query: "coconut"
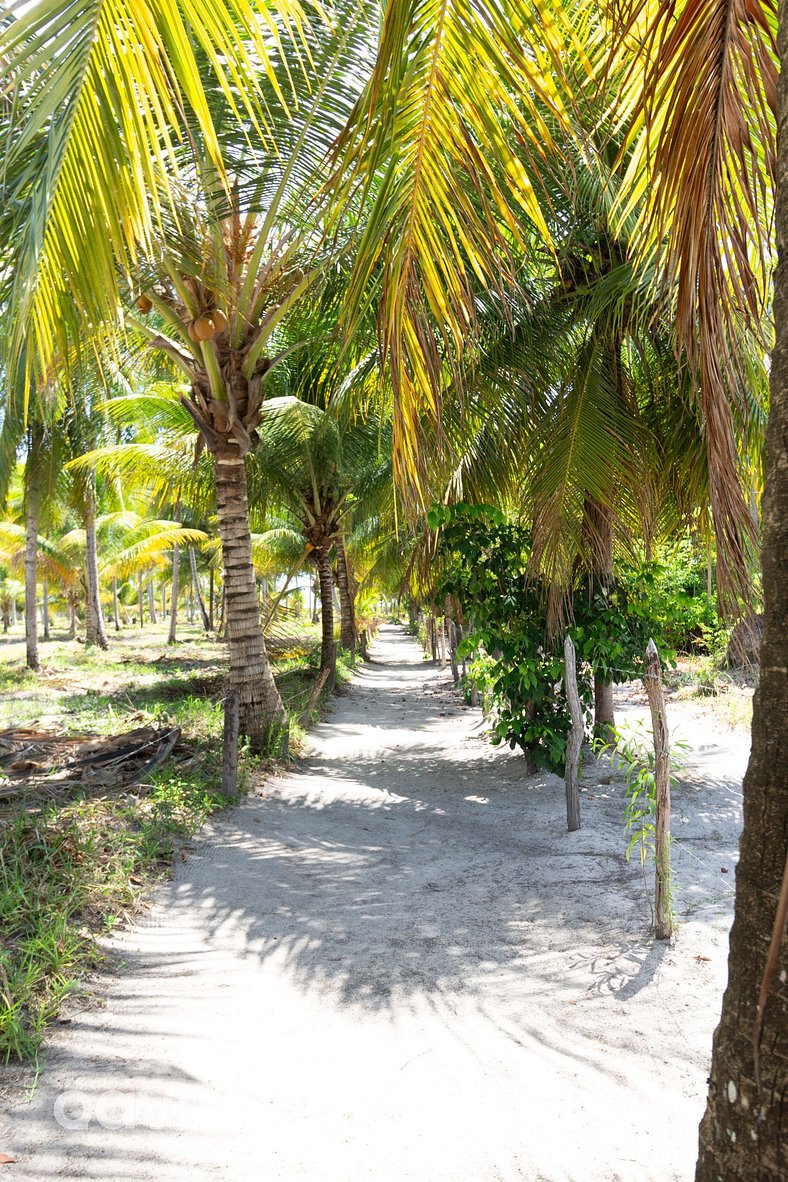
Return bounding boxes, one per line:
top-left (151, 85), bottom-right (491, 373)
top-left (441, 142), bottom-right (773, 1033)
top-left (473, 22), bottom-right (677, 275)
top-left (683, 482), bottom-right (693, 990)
top-left (212, 309), bottom-right (228, 334)
top-left (187, 321), bottom-right (199, 342)
top-left (193, 316), bottom-right (216, 342)
top-left (136, 294), bottom-right (153, 314)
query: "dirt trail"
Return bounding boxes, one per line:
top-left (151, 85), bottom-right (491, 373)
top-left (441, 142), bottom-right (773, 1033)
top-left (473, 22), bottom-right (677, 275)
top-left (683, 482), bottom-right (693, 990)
top-left (1, 626), bottom-right (749, 1181)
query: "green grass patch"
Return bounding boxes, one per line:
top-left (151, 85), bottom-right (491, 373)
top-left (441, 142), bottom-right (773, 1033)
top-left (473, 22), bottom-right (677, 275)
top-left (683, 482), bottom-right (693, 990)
top-left (0, 763), bottom-right (226, 1063)
top-left (0, 623), bottom-right (352, 1064)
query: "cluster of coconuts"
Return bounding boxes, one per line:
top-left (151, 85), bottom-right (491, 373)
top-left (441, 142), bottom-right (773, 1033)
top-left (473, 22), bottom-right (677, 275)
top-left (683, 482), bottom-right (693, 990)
top-left (135, 294), bottom-right (228, 343)
top-left (186, 308), bottom-right (228, 342)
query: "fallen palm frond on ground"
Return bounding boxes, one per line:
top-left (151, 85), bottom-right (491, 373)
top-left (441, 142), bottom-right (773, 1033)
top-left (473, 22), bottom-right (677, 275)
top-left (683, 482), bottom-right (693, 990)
top-left (0, 725), bottom-right (182, 813)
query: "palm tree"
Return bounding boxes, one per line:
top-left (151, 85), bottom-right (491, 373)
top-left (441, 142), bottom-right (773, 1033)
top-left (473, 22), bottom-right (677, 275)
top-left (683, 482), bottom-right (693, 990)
top-left (0, 0), bottom-right (373, 751)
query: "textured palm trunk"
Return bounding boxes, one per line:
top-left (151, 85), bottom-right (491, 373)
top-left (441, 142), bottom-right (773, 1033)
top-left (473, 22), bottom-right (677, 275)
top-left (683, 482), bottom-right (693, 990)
top-left (585, 498), bottom-right (615, 737)
top-left (695, 19), bottom-right (788, 1174)
top-left (41, 578), bottom-right (50, 640)
top-left (315, 546), bottom-right (336, 685)
top-left (335, 535), bottom-right (356, 655)
top-left (208, 568), bottom-right (214, 631)
top-left (215, 454), bottom-right (287, 754)
top-left (24, 467), bottom-right (39, 671)
top-left (138, 574), bottom-right (144, 627)
top-left (190, 547), bottom-right (211, 632)
top-left (112, 577), bottom-right (120, 631)
top-left (148, 578), bottom-right (157, 624)
top-left (83, 472), bottom-right (108, 650)
top-left (168, 544), bottom-right (179, 644)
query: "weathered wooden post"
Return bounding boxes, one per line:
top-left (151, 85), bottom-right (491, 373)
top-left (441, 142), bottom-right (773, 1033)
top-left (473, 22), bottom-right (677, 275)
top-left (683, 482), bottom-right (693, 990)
top-left (644, 638), bottom-right (672, 939)
top-left (221, 687), bottom-right (240, 797)
top-left (563, 634), bottom-right (582, 832)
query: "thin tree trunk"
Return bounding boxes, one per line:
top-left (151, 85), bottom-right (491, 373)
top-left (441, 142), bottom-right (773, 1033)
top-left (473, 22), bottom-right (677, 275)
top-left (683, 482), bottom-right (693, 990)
top-left (41, 577), bottom-right (49, 641)
top-left (214, 454), bottom-right (287, 754)
top-left (315, 545), bottom-right (336, 687)
top-left (112, 577), bottom-right (120, 631)
top-left (190, 547), bottom-right (210, 632)
top-left (335, 534), bottom-right (356, 656)
top-left (162, 584), bottom-right (167, 618)
top-left (24, 438), bottom-right (40, 672)
top-left (695, 18), bottom-right (788, 1170)
top-left (68, 593), bottom-right (77, 640)
top-left (208, 568), bottom-right (215, 631)
top-left (563, 635), bottom-right (582, 832)
top-left (83, 470), bottom-right (108, 649)
top-left (586, 497), bottom-right (615, 737)
top-left (11, 596), bottom-right (17, 627)
top-left (168, 543), bottom-right (179, 644)
top-left (148, 578), bottom-right (157, 624)
top-left (311, 575), bottom-right (320, 624)
top-left (446, 596), bottom-right (459, 683)
top-left (644, 639), bottom-right (672, 940)
top-left (138, 573), bottom-right (144, 628)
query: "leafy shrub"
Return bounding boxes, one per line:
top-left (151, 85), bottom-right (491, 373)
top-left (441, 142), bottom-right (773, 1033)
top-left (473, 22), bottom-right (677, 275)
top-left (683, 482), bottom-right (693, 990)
top-left (429, 503), bottom-right (679, 775)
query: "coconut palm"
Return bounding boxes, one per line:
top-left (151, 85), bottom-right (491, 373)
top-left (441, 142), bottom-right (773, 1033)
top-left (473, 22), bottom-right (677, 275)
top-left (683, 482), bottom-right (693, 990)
top-left (1, 0), bottom-right (377, 751)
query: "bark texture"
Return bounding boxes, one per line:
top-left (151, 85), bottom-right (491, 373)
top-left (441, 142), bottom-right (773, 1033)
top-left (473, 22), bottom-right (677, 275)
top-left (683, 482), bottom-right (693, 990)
top-left (42, 578), bottom-right (49, 640)
top-left (585, 498), bottom-right (615, 736)
top-left (215, 454), bottom-right (287, 754)
top-left (695, 10), bottom-right (788, 1170)
top-left (335, 535), bottom-right (356, 655)
top-left (83, 471), bottom-right (108, 649)
top-left (315, 545), bottom-right (337, 686)
top-left (168, 544), bottom-right (179, 644)
top-left (190, 546), bottom-right (211, 632)
top-left (24, 452), bottom-right (40, 672)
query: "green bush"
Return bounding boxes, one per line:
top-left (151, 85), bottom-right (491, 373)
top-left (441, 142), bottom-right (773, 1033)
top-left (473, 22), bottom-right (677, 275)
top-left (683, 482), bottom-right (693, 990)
top-left (430, 503), bottom-right (680, 775)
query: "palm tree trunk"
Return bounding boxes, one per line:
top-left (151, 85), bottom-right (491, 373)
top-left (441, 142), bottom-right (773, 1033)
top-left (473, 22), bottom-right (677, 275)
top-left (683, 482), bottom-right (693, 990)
top-left (335, 535), bottom-right (356, 655)
top-left (585, 497), bottom-right (615, 737)
top-left (208, 568), bottom-right (214, 631)
top-left (112, 577), bottom-right (121, 631)
top-left (138, 573), bottom-right (144, 628)
top-left (695, 26), bottom-right (788, 1173)
top-left (42, 577), bottom-right (50, 641)
top-left (315, 545), bottom-right (336, 685)
top-left (168, 544), bottom-right (179, 644)
top-left (148, 578), bottom-right (157, 624)
top-left (24, 461), bottom-right (39, 671)
top-left (190, 547), bottom-right (210, 632)
top-left (214, 454), bottom-right (287, 754)
top-left (83, 471), bottom-right (108, 649)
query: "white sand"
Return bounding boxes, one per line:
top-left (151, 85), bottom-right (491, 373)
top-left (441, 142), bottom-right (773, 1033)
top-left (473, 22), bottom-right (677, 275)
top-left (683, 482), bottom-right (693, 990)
top-left (0, 625), bottom-right (749, 1180)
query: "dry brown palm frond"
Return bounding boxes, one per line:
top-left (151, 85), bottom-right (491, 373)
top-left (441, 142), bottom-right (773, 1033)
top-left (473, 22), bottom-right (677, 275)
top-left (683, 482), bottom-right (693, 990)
top-left (608, 0), bottom-right (776, 611)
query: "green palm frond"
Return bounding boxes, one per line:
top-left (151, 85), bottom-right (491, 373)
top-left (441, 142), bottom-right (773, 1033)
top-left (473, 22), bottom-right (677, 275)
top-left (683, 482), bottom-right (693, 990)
top-left (333, 0), bottom-right (595, 487)
top-left (0, 0), bottom-right (319, 382)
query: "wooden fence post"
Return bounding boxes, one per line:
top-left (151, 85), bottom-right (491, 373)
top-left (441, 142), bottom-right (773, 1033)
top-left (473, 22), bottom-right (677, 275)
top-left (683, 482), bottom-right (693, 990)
top-left (644, 638), bottom-right (672, 939)
top-left (221, 688), bottom-right (240, 797)
top-left (563, 634), bottom-right (582, 832)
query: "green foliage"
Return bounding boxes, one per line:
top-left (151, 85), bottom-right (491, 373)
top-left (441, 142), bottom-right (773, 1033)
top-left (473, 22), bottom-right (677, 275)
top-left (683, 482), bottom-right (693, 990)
top-left (593, 723), bottom-right (687, 924)
top-left (432, 503), bottom-right (678, 774)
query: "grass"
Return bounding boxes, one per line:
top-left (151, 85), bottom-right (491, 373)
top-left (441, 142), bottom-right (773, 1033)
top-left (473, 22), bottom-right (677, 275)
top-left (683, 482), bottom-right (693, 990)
top-left (0, 618), bottom-right (355, 1064)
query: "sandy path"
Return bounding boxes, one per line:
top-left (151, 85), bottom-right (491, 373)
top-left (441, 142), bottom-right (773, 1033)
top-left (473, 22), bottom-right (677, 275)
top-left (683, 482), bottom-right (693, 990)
top-left (1, 626), bottom-right (749, 1181)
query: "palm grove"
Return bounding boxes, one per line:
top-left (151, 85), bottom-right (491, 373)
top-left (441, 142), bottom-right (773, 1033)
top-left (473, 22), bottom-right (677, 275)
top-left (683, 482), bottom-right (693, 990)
top-left (0, 2), bottom-right (785, 1179)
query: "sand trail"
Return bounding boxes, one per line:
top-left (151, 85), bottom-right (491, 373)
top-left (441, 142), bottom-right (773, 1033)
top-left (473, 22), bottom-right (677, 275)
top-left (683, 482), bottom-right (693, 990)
top-left (1, 625), bottom-right (748, 1181)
